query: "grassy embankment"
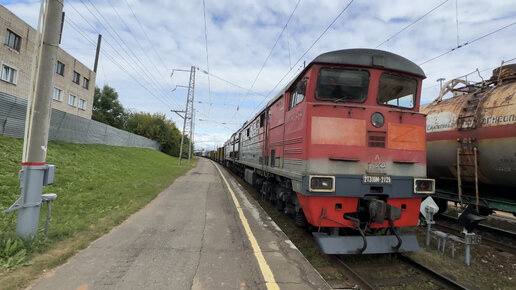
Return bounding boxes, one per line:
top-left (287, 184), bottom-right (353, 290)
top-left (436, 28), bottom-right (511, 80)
top-left (0, 135), bottom-right (196, 289)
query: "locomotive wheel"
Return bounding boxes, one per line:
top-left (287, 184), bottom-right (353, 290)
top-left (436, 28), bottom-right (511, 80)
top-left (295, 210), bottom-right (307, 228)
top-left (276, 199), bottom-right (285, 211)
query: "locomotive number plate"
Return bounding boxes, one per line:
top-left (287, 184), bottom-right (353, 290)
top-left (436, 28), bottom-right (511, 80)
top-left (362, 175), bottom-right (391, 184)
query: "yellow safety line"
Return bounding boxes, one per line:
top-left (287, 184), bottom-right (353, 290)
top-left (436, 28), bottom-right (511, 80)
top-left (212, 162), bottom-right (280, 290)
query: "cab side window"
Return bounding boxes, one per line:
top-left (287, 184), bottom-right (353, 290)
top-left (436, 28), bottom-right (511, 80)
top-left (289, 81), bottom-right (306, 110)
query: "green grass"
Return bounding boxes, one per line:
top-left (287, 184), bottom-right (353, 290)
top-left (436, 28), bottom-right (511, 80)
top-left (0, 135), bottom-right (196, 289)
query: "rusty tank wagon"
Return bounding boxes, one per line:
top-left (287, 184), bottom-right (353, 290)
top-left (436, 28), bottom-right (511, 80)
top-left (421, 64), bottom-right (516, 215)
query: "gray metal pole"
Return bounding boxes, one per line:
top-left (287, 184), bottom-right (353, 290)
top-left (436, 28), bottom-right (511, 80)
top-left (16, 0), bottom-right (63, 238)
top-left (187, 66), bottom-right (195, 164)
top-left (465, 244), bottom-right (470, 266)
top-left (426, 223), bottom-right (431, 246)
top-left (177, 101), bottom-right (187, 166)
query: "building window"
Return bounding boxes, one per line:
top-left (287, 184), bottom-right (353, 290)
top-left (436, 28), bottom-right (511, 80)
top-left (5, 29), bottom-right (21, 51)
top-left (73, 71), bottom-right (80, 84)
top-left (1, 64), bottom-right (17, 84)
top-left (78, 98), bottom-right (86, 110)
top-left (68, 94), bottom-right (76, 106)
top-left (53, 87), bottom-right (63, 101)
top-left (83, 77), bottom-right (89, 89)
top-left (56, 61), bottom-right (64, 76)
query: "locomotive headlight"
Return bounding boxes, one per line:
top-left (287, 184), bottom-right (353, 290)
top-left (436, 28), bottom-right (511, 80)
top-left (309, 175), bottom-right (335, 192)
top-left (414, 178), bottom-right (435, 194)
top-left (371, 112), bottom-right (384, 128)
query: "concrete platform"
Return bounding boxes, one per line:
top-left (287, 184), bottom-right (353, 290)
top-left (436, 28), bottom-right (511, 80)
top-left (28, 158), bottom-right (331, 290)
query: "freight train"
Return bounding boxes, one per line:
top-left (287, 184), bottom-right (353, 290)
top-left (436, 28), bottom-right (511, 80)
top-left (210, 49), bottom-right (435, 254)
top-left (422, 64), bottom-right (516, 215)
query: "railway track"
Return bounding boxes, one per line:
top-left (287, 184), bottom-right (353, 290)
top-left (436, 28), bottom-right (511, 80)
top-left (435, 214), bottom-right (516, 254)
top-left (335, 254), bottom-right (469, 290)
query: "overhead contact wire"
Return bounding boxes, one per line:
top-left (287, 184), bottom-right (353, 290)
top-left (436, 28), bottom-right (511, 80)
top-left (65, 18), bottom-right (173, 110)
top-left (419, 20), bottom-right (516, 66)
top-left (375, 0), bottom-right (449, 48)
top-left (232, 0), bottom-right (302, 118)
top-left (247, 0), bottom-right (354, 121)
top-left (202, 0), bottom-right (213, 117)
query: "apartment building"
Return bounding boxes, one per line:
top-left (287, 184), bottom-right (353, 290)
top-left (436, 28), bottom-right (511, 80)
top-left (0, 4), bottom-right (96, 119)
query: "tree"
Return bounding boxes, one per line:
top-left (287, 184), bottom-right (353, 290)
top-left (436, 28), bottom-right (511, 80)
top-left (92, 85), bottom-right (127, 129)
top-left (125, 112), bottom-right (188, 157)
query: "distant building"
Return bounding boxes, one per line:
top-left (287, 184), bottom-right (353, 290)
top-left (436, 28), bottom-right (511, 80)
top-left (0, 4), bottom-right (96, 119)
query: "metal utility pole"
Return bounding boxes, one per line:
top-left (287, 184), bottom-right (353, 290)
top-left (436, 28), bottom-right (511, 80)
top-left (171, 66), bottom-right (196, 165)
top-left (186, 66), bottom-right (196, 164)
top-left (3, 0), bottom-right (62, 238)
top-left (437, 78), bottom-right (446, 90)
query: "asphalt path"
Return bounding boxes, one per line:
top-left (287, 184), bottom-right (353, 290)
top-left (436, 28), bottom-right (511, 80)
top-left (28, 158), bottom-right (330, 290)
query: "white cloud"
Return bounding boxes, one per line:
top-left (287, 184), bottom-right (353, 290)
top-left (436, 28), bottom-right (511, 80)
top-left (5, 0), bottom-right (515, 148)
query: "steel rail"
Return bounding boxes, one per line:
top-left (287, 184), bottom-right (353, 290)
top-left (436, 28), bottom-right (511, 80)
top-left (397, 254), bottom-right (470, 290)
top-left (334, 257), bottom-right (375, 290)
top-left (336, 254), bottom-right (469, 290)
top-left (439, 214), bottom-right (516, 240)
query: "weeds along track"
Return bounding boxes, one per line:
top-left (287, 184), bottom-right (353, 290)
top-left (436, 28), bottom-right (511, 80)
top-left (335, 254), bottom-right (469, 290)
top-left (435, 214), bottom-right (516, 254)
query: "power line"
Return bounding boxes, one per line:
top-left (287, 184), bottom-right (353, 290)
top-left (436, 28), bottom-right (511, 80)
top-left (455, 0), bottom-right (460, 47)
top-left (196, 68), bottom-right (266, 96)
top-left (81, 0), bottom-right (178, 108)
top-left (69, 0), bottom-right (178, 108)
top-left (67, 2), bottom-right (169, 106)
top-left (194, 109), bottom-right (234, 130)
top-left (66, 18), bottom-right (172, 109)
top-left (245, 0), bottom-right (354, 121)
top-left (376, 0), bottom-right (449, 48)
top-left (202, 0), bottom-right (213, 116)
top-left (233, 0), bottom-right (302, 117)
top-left (422, 56), bottom-right (516, 92)
top-left (197, 100), bottom-right (234, 107)
top-left (123, 0), bottom-right (175, 81)
top-left (419, 20), bottom-right (516, 66)
top-left (65, 18), bottom-right (173, 110)
top-left (106, 0), bottom-right (179, 108)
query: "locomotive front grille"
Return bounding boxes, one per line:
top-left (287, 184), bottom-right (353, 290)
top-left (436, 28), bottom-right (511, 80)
top-left (368, 131), bottom-right (386, 148)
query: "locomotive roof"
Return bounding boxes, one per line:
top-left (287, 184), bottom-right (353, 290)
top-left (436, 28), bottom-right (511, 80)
top-left (313, 48), bottom-right (425, 78)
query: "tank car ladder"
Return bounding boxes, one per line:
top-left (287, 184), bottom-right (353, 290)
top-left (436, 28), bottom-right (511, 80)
top-left (456, 141), bottom-right (480, 213)
top-left (455, 84), bottom-right (484, 212)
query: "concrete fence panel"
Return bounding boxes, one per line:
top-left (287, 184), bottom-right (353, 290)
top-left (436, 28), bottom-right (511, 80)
top-left (0, 92), bottom-right (160, 150)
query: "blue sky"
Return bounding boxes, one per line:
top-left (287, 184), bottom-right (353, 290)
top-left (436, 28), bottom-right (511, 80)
top-left (2, 0), bottom-right (515, 150)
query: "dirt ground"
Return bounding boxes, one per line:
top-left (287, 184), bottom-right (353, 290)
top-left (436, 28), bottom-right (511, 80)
top-left (408, 211), bottom-right (516, 290)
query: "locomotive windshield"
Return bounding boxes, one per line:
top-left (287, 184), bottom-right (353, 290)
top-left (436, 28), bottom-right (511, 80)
top-left (315, 68), bottom-right (369, 102)
top-left (377, 73), bottom-right (417, 108)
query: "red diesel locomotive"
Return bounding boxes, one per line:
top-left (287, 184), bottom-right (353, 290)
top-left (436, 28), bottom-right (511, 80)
top-left (223, 49), bottom-right (435, 254)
